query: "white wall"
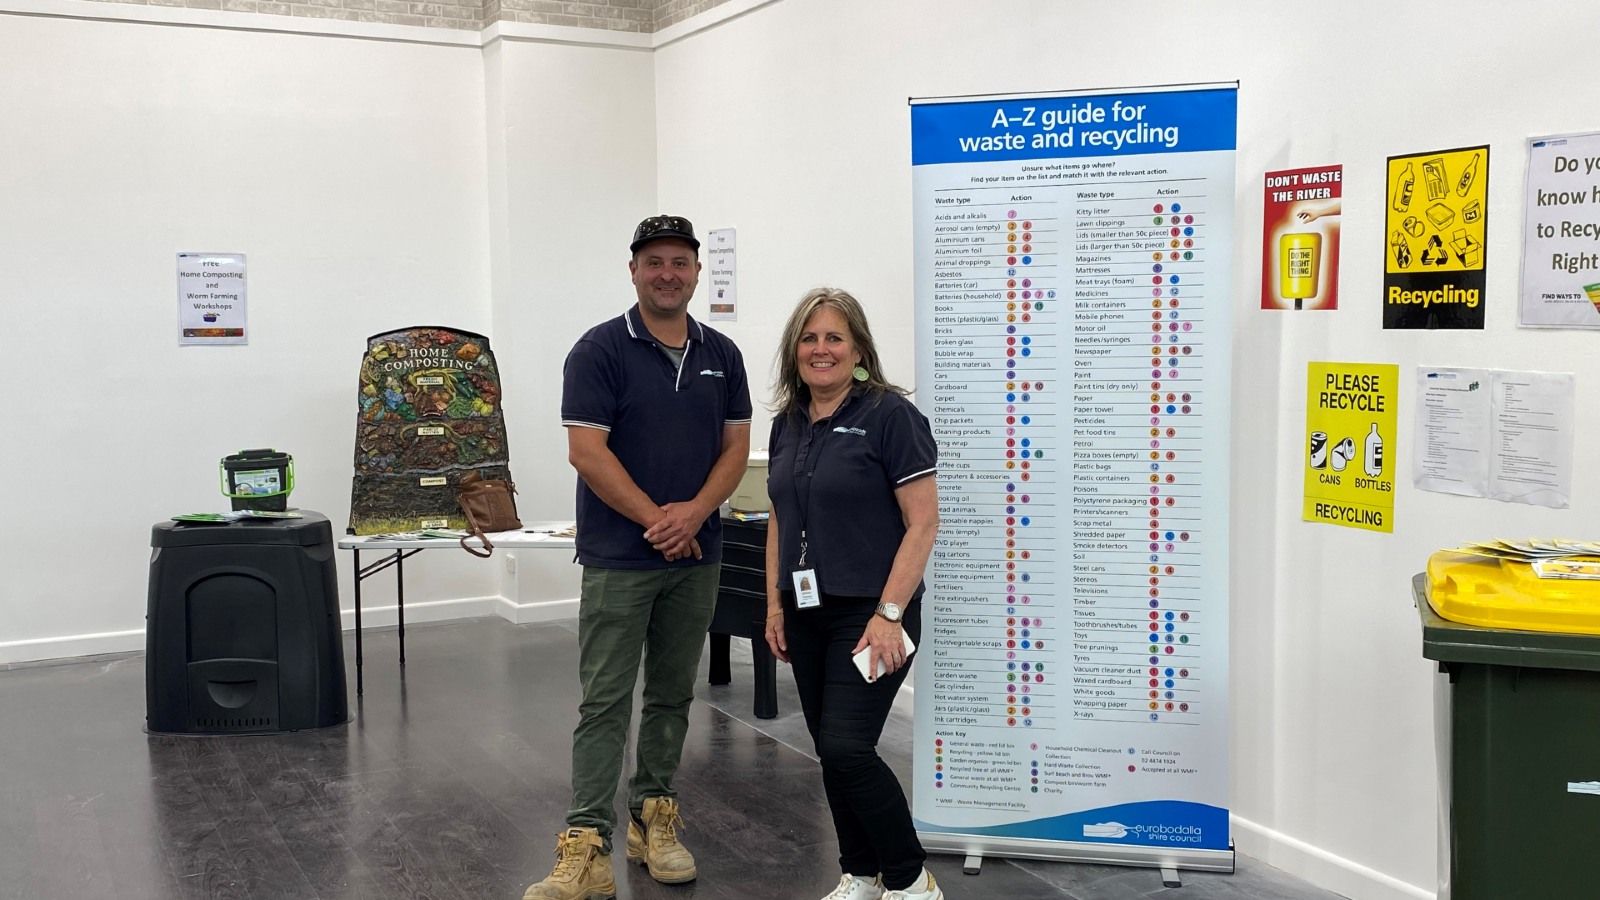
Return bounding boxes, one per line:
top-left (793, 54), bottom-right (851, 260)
top-left (0, 8), bottom-right (660, 653)
top-left (485, 36), bottom-right (658, 615)
top-left (0, 15), bottom-right (497, 658)
top-left (653, 2), bottom-right (1600, 898)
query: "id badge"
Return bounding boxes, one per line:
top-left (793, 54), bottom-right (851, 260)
top-left (791, 568), bottom-right (821, 609)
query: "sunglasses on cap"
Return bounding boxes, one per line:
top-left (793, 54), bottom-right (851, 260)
top-left (631, 215), bottom-right (700, 253)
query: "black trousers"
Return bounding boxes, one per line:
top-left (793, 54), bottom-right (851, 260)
top-left (783, 593), bottom-right (926, 890)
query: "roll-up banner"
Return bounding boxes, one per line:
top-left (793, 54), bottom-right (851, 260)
top-left (910, 84), bottom-right (1237, 873)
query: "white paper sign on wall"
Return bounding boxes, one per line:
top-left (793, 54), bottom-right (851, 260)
top-left (177, 252), bottom-right (247, 346)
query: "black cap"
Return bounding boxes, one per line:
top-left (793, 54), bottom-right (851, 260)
top-left (630, 214), bottom-right (700, 254)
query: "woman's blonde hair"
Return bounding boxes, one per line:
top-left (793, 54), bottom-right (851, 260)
top-left (772, 287), bottom-right (906, 416)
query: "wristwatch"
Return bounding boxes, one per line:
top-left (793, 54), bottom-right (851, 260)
top-left (875, 601), bottom-right (903, 623)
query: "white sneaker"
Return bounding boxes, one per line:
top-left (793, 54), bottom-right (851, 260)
top-left (882, 868), bottom-right (944, 900)
top-left (822, 872), bottom-right (884, 900)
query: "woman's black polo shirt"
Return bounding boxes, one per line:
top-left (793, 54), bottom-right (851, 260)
top-left (767, 386), bottom-right (937, 598)
top-left (561, 305), bottom-right (752, 569)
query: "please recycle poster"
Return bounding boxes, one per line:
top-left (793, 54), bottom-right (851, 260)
top-left (1303, 361), bottom-right (1399, 533)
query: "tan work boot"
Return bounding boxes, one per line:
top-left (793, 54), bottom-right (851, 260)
top-left (523, 827), bottom-right (616, 900)
top-left (625, 796), bottom-right (697, 883)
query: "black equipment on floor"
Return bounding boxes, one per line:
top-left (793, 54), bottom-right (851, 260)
top-left (710, 516), bottom-right (778, 719)
top-left (146, 511), bottom-right (348, 734)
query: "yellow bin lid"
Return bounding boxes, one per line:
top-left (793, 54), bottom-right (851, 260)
top-left (1427, 549), bottom-right (1600, 635)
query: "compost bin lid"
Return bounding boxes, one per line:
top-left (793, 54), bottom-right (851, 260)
top-left (151, 510), bottom-right (331, 548)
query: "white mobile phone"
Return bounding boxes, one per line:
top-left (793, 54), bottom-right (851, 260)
top-left (851, 629), bottom-right (917, 682)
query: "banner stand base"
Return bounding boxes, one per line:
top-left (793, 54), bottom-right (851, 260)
top-left (920, 833), bottom-right (1236, 878)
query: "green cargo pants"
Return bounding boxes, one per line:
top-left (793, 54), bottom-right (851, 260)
top-left (566, 564), bottom-right (720, 843)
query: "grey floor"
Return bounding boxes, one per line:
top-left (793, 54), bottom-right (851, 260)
top-left (0, 618), bottom-right (1345, 899)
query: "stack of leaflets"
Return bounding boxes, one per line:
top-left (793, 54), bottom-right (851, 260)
top-left (173, 510), bottom-right (305, 523)
top-left (1448, 539), bottom-right (1600, 580)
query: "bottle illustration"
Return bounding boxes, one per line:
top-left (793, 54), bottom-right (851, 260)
top-left (1456, 153), bottom-right (1481, 197)
top-left (1422, 158), bottom-right (1448, 201)
top-left (1363, 423), bottom-right (1384, 477)
top-left (1392, 161), bottom-right (1415, 212)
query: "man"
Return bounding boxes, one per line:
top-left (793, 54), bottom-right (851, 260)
top-left (525, 215), bottom-right (752, 900)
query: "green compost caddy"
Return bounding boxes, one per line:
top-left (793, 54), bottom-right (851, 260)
top-left (1416, 556), bottom-right (1600, 900)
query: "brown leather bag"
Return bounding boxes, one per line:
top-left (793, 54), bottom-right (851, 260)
top-left (456, 470), bottom-right (522, 557)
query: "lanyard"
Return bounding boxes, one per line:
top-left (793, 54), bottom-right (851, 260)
top-left (791, 400), bottom-right (845, 568)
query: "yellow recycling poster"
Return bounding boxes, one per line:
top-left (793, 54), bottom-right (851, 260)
top-left (1384, 145), bottom-right (1488, 329)
top-left (1304, 362), bottom-right (1398, 532)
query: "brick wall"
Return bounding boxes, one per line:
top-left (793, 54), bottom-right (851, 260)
top-left (81, 0), bottom-right (484, 29)
top-left (653, 0), bottom-right (728, 31)
top-left (496, 0), bottom-right (652, 31)
top-left (76, 0), bottom-right (735, 31)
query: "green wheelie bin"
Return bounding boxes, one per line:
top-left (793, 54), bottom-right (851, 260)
top-left (1416, 572), bottom-right (1600, 900)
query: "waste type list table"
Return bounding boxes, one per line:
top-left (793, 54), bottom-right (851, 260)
top-left (911, 87), bottom-right (1236, 862)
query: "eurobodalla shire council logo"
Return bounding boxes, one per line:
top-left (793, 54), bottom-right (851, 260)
top-left (1083, 822), bottom-right (1204, 844)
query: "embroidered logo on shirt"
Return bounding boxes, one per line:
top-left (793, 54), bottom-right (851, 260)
top-left (699, 369), bottom-right (725, 378)
top-left (833, 426), bottom-right (868, 436)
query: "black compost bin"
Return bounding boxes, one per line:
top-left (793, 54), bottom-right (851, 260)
top-left (147, 511), bottom-right (346, 734)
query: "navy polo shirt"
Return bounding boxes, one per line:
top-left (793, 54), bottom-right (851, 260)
top-left (561, 305), bottom-right (752, 569)
top-left (767, 386), bottom-right (937, 598)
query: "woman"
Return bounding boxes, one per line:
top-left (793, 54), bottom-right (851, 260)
top-left (764, 288), bottom-right (943, 900)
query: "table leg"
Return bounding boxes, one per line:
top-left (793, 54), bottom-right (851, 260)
top-left (708, 633), bottom-right (731, 685)
top-left (745, 601), bottom-right (777, 719)
top-left (396, 550), bottom-right (406, 667)
top-left (353, 547), bottom-right (364, 697)
top-left (751, 633), bottom-right (777, 720)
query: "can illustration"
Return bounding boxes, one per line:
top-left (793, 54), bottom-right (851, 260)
top-left (1309, 431), bottom-right (1328, 469)
top-left (1330, 436), bottom-right (1355, 472)
top-left (1279, 232), bottom-right (1323, 304)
